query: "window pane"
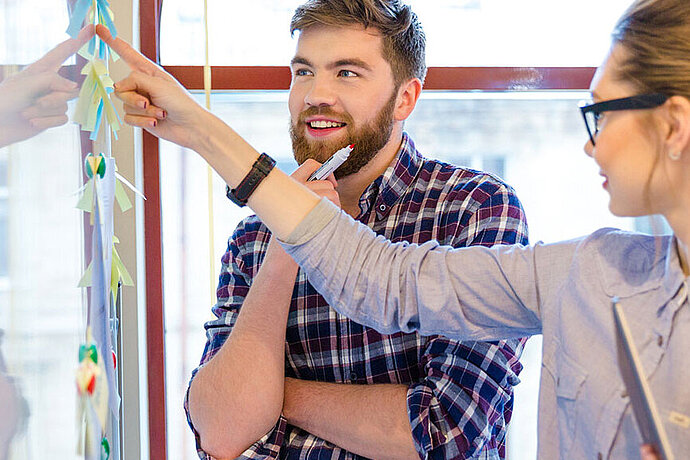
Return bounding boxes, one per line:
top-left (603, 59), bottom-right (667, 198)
top-left (0, 197), bottom-right (6, 278)
top-left (407, 92), bottom-right (634, 242)
top-left (161, 91), bottom-right (636, 460)
top-left (0, 149), bottom-right (7, 278)
top-left (0, 111), bottom-right (85, 459)
top-left (161, 0), bottom-right (631, 66)
top-left (0, 1), bottom-right (70, 64)
top-left (1, 1), bottom-right (88, 457)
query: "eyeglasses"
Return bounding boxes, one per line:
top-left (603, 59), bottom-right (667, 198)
top-left (579, 93), bottom-right (669, 146)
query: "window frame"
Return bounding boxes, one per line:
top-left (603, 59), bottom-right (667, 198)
top-left (139, 1), bottom-right (594, 458)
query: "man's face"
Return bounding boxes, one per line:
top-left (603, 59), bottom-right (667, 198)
top-left (288, 25), bottom-right (399, 178)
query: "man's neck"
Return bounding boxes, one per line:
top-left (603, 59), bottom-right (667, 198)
top-left (336, 128), bottom-right (404, 217)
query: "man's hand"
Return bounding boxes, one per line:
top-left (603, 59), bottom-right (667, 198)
top-left (0, 26), bottom-right (93, 148)
top-left (291, 159), bottom-right (340, 207)
top-left (95, 24), bottom-right (210, 150)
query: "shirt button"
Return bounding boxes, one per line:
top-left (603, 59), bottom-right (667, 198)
top-left (621, 391), bottom-right (628, 398)
top-left (378, 204), bottom-right (386, 212)
top-left (349, 372), bottom-right (358, 382)
top-left (657, 335), bottom-right (663, 347)
top-left (598, 453), bottom-right (603, 460)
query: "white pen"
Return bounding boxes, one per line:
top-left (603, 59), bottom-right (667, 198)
top-left (308, 144), bottom-right (354, 181)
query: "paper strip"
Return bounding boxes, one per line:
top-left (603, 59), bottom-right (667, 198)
top-left (114, 181), bottom-right (132, 212)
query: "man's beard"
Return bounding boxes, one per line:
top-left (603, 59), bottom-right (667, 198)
top-left (290, 90), bottom-right (397, 179)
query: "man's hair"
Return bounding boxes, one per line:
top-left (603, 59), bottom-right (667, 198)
top-left (290, 0), bottom-right (427, 86)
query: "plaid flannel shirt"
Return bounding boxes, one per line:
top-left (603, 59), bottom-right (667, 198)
top-left (185, 133), bottom-right (529, 459)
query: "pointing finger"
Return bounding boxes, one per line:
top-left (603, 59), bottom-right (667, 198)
top-left (96, 24), bottom-right (170, 80)
top-left (26, 25), bottom-right (94, 74)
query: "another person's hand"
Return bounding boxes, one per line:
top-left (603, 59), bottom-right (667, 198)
top-left (640, 444), bottom-right (661, 460)
top-left (95, 24), bottom-right (210, 150)
top-left (0, 26), bottom-right (93, 148)
top-left (291, 159), bottom-right (340, 207)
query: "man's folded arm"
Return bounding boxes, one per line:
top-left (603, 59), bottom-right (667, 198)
top-left (185, 225), bottom-right (298, 459)
top-left (282, 335), bottom-right (523, 460)
top-left (282, 378), bottom-right (421, 460)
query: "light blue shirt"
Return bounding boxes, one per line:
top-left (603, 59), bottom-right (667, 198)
top-left (281, 199), bottom-right (690, 459)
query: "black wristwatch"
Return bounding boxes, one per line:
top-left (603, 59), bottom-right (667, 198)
top-left (226, 153), bottom-right (276, 207)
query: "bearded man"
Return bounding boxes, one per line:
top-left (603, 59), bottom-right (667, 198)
top-left (185, 1), bottom-right (529, 459)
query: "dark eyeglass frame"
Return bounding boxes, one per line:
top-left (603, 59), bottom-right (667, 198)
top-left (579, 93), bottom-right (669, 146)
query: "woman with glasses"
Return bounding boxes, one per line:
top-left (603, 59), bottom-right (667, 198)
top-left (97, 0), bottom-right (688, 458)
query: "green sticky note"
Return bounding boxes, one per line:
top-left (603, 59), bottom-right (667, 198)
top-left (114, 181), bottom-right (132, 212)
top-left (78, 261), bottom-right (93, 287)
top-left (76, 181), bottom-right (94, 213)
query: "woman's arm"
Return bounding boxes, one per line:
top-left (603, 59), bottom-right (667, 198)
top-left (280, 200), bottom-right (573, 341)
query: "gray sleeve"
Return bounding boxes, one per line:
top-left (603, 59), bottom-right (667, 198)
top-left (280, 199), bottom-right (574, 341)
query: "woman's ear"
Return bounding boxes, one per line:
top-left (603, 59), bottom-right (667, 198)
top-left (661, 95), bottom-right (690, 157)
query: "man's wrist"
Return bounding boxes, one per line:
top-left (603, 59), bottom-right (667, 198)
top-left (282, 377), bottom-right (300, 424)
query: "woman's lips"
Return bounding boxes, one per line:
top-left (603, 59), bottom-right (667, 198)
top-left (601, 174), bottom-right (609, 189)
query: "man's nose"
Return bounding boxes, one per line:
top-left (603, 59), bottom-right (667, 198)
top-left (304, 76), bottom-right (337, 108)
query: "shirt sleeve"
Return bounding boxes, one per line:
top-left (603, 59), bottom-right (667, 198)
top-left (280, 194), bottom-right (566, 341)
top-left (183, 219), bottom-right (286, 459)
top-left (408, 337), bottom-right (524, 458)
top-left (406, 183), bottom-right (529, 458)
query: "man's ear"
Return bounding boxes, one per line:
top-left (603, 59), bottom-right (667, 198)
top-left (394, 78), bottom-right (422, 121)
top-left (661, 95), bottom-right (690, 155)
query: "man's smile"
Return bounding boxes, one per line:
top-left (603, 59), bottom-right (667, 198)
top-left (304, 116), bottom-right (348, 137)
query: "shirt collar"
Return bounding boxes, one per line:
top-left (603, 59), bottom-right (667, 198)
top-left (357, 132), bottom-right (424, 214)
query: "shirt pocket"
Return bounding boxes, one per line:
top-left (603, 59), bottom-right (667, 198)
top-left (555, 350), bottom-right (588, 456)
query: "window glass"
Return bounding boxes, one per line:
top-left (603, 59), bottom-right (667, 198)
top-left (0, 113), bottom-right (85, 460)
top-left (0, 2), bottom-right (86, 457)
top-left (0, 0), bottom-right (70, 64)
top-left (0, 196), bottom-right (6, 278)
top-left (161, 90), bottom-right (639, 460)
top-left (0, 150), bottom-right (7, 278)
top-left (0, 151), bottom-right (7, 187)
top-left (160, 0), bottom-right (631, 67)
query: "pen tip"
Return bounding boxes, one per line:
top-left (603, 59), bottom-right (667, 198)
top-left (348, 144), bottom-right (355, 149)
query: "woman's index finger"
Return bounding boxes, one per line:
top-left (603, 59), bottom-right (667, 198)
top-left (95, 24), bottom-right (164, 77)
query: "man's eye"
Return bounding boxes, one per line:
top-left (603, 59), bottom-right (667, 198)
top-left (294, 69), bottom-right (312, 77)
top-left (338, 70), bottom-right (358, 78)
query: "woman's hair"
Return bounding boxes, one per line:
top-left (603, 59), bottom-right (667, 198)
top-left (290, 0), bottom-right (427, 86)
top-left (612, 0), bottom-right (690, 98)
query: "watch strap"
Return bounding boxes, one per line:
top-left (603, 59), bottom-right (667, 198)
top-left (226, 153), bottom-right (276, 207)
